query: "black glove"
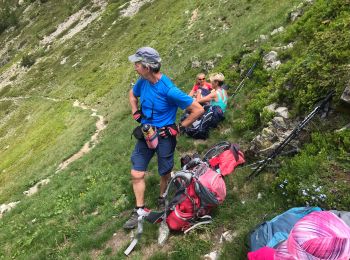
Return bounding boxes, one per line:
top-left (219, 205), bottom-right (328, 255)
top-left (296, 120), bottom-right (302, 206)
top-left (159, 124), bottom-right (180, 138)
top-left (132, 110), bottom-right (142, 123)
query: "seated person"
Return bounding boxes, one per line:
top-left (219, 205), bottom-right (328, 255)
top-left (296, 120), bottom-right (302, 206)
top-left (196, 73), bottom-right (227, 113)
top-left (189, 73), bottom-right (212, 98)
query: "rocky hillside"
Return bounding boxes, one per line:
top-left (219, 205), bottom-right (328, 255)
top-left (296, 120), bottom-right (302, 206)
top-left (0, 0), bottom-right (349, 259)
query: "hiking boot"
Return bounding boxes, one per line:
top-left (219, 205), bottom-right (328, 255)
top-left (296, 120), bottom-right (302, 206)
top-left (157, 196), bottom-right (165, 210)
top-left (123, 207), bottom-right (150, 229)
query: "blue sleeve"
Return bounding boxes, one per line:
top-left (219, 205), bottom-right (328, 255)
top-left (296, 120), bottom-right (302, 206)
top-left (132, 79), bottom-right (142, 97)
top-left (167, 87), bottom-right (193, 110)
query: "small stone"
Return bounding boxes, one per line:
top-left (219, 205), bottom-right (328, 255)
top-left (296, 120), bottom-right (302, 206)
top-left (204, 251), bottom-right (219, 260)
top-left (335, 123), bottom-right (350, 133)
top-left (60, 57), bottom-right (68, 65)
top-left (257, 193), bottom-right (262, 199)
top-left (260, 34), bottom-right (268, 41)
top-left (220, 230), bottom-right (236, 243)
top-left (91, 210), bottom-right (99, 216)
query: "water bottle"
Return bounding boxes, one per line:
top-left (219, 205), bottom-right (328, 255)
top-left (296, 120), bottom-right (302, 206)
top-left (142, 124), bottom-right (158, 149)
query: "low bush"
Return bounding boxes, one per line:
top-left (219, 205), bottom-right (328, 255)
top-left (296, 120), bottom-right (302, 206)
top-left (275, 131), bottom-right (350, 210)
top-left (0, 4), bottom-right (18, 34)
top-left (21, 54), bottom-right (36, 68)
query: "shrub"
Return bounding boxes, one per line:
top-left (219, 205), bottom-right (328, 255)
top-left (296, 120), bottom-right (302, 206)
top-left (0, 5), bottom-right (18, 34)
top-left (274, 131), bottom-right (350, 210)
top-left (21, 54), bottom-right (36, 68)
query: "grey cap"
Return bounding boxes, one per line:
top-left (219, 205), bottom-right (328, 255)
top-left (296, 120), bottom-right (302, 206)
top-left (128, 46), bottom-right (161, 64)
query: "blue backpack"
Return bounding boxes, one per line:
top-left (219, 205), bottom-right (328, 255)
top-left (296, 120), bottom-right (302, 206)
top-left (249, 207), bottom-right (322, 251)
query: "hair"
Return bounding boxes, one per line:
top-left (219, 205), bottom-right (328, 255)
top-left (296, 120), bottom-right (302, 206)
top-left (209, 73), bottom-right (225, 86)
top-left (196, 73), bottom-right (206, 79)
top-left (141, 61), bottom-right (161, 73)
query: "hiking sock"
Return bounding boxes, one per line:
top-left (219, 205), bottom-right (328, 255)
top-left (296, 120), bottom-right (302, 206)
top-left (135, 206), bottom-right (145, 210)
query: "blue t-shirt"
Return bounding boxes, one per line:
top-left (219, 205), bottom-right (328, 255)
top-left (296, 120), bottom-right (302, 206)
top-left (133, 75), bottom-right (193, 127)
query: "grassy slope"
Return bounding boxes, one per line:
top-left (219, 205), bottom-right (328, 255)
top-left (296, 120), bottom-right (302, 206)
top-left (0, 0), bottom-right (349, 259)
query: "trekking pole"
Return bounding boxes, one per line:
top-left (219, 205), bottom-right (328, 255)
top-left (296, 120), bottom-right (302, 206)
top-left (230, 62), bottom-right (257, 99)
top-left (246, 90), bottom-right (335, 180)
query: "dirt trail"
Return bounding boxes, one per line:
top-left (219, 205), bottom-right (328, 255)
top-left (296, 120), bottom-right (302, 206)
top-left (56, 100), bottom-right (107, 171)
top-left (0, 97), bottom-right (108, 217)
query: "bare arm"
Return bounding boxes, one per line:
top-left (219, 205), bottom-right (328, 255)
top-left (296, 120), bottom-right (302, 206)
top-left (196, 91), bottom-right (216, 104)
top-left (129, 89), bottom-right (139, 114)
top-left (181, 101), bottom-right (204, 128)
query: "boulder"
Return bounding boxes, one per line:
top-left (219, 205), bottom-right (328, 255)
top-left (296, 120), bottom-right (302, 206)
top-left (264, 51), bottom-right (278, 63)
top-left (271, 26), bottom-right (284, 36)
top-left (341, 83), bottom-right (350, 104)
top-left (290, 9), bottom-right (303, 22)
top-left (204, 251), bottom-right (219, 260)
top-left (263, 51), bottom-right (281, 70)
top-left (261, 127), bottom-right (277, 142)
top-left (191, 59), bottom-right (201, 68)
top-left (0, 201), bottom-right (20, 215)
top-left (271, 116), bottom-right (287, 130)
top-left (270, 60), bottom-right (281, 70)
top-left (275, 107), bottom-right (289, 118)
top-left (264, 103), bottom-right (277, 113)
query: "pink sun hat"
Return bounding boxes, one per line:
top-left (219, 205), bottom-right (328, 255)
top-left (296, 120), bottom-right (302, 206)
top-left (275, 211), bottom-right (350, 260)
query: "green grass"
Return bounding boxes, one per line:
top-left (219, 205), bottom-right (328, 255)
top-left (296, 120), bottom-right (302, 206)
top-left (0, 0), bottom-right (349, 258)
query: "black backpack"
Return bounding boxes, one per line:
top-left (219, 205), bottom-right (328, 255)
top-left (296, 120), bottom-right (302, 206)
top-left (181, 105), bottom-right (224, 139)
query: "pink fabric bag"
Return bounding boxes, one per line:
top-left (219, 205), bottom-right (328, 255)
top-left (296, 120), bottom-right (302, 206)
top-left (248, 247), bottom-right (275, 260)
top-left (275, 211), bottom-right (350, 260)
top-left (198, 168), bottom-right (226, 203)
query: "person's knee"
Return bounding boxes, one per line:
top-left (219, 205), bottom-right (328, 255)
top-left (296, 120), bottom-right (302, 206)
top-left (131, 170), bottom-right (145, 183)
top-left (161, 170), bottom-right (171, 179)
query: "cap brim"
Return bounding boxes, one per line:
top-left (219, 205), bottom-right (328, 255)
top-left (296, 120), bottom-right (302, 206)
top-left (128, 54), bottom-right (143, 63)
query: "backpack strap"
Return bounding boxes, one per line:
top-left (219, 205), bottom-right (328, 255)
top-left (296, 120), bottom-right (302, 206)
top-left (230, 144), bottom-right (240, 162)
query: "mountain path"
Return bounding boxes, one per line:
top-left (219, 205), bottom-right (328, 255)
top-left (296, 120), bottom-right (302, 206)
top-left (0, 96), bottom-right (108, 217)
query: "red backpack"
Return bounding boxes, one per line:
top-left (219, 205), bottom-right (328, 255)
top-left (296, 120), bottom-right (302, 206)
top-left (125, 142), bottom-right (245, 255)
top-left (147, 141), bottom-right (245, 232)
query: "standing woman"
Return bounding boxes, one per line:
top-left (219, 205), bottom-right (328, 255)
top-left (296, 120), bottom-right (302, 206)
top-left (196, 73), bottom-right (227, 113)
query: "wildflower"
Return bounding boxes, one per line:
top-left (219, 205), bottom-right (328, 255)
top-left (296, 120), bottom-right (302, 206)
top-left (319, 194), bottom-right (327, 200)
top-left (279, 183), bottom-right (284, 189)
